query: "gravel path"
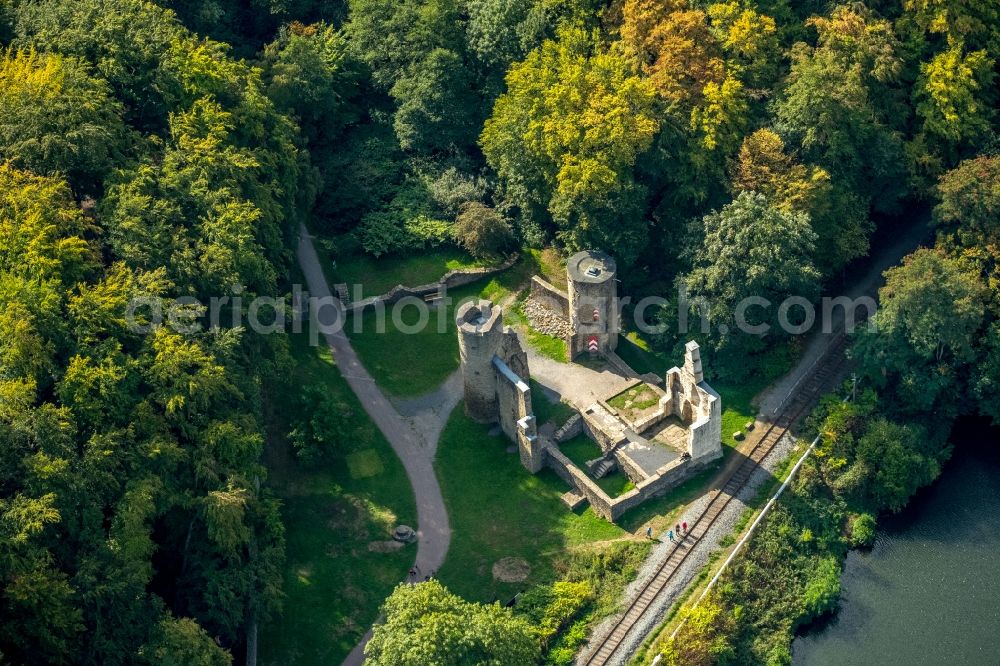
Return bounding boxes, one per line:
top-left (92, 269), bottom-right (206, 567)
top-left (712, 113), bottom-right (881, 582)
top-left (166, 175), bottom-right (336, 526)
top-left (521, 334), bottom-right (635, 410)
top-left (296, 228), bottom-right (452, 666)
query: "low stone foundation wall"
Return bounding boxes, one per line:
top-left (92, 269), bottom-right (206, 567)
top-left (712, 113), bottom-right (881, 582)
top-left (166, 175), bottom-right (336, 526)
top-left (553, 413), bottom-right (583, 442)
top-left (545, 445), bottom-right (617, 520)
top-left (529, 276), bottom-right (569, 316)
top-left (344, 254), bottom-right (519, 315)
top-left (546, 439), bottom-right (713, 522)
top-left (614, 448), bottom-right (649, 484)
top-left (442, 253), bottom-right (520, 289)
top-left (581, 405), bottom-right (627, 453)
top-left (603, 350), bottom-right (641, 380)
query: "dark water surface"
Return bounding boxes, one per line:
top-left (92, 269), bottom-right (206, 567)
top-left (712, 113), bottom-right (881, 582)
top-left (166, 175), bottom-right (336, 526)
top-left (793, 419), bottom-right (1000, 666)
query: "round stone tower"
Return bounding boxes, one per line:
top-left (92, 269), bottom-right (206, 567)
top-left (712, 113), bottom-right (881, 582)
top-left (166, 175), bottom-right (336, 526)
top-left (566, 250), bottom-right (618, 357)
top-left (456, 299), bottom-right (503, 422)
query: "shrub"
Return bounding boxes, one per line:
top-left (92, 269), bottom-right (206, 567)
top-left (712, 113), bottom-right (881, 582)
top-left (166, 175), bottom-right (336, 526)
top-left (660, 598), bottom-right (736, 666)
top-left (288, 385), bottom-right (353, 461)
top-left (801, 556), bottom-right (841, 623)
top-left (517, 581), bottom-right (592, 649)
top-left (850, 512), bottom-right (876, 548)
top-left (355, 179), bottom-right (451, 256)
top-left (428, 166), bottom-right (487, 215)
top-left (452, 201), bottom-right (516, 259)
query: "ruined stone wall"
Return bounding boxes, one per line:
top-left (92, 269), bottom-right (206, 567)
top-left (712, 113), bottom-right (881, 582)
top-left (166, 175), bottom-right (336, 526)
top-left (608, 458), bottom-right (707, 520)
top-left (614, 449), bottom-right (649, 484)
top-left (553, 413), bottom-right (583, 443)
top-left (441, 253), bottom-right (520, 289)
top-left (663, 341), bottom-right (722, 462)
top-left (457, 301), bottom-right (503, 422)
top-left (689, 386), bottom-right (722, 464)
top-left (581, 405), bottom-right (627, 454)
top-left (529, 276), bottom-right (570, 317)
top-left (494, 329), bottom-right (532, 441)
top-left (495, 363), bottom-right (529, 442)
top-left (603, 350), bottom-right (641, 380)
top-left (518, 418), bottom-right (544, 473)
top-left (545, 446), bottom-right (617, 521)
top-left (344, 254), bottom-right (519, 315)
top-left (547, 439), bottom-right (712, 522)
top-left (567, 251), bottom-right (619, 357)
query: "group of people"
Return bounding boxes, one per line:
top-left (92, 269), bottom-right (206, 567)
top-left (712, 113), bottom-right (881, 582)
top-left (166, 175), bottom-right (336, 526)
top-left (646, 521), bottom-right (688, 543)
top-left (407, 565), bottom-right (435, 583)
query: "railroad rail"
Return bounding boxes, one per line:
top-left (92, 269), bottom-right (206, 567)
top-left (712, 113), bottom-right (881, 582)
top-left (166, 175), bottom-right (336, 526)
top-left (579, 333), bottom-right (852, 666)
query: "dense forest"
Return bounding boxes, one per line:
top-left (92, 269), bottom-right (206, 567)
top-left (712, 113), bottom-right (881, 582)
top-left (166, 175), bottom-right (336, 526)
top-left (0, 0), bottom-right (998, 663)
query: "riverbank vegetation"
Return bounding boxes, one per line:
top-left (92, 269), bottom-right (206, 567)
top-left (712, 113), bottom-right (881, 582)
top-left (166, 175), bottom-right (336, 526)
top-left (655, 153), bottom-right (1000, 665)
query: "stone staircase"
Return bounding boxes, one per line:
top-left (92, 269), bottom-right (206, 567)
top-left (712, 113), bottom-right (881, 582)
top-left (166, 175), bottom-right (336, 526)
top-left (334, 283), bottom-right (351, 304)
top-left (590, 457), bottom-right (617, 479)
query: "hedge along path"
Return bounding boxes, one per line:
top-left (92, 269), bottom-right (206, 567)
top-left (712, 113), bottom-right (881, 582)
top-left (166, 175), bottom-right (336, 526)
top-left (296, 227), bottom-right (454, 666)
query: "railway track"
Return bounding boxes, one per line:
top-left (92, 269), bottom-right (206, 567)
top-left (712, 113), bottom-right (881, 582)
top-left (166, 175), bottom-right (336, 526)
top-left (579, 334), bottom-right (852, 666)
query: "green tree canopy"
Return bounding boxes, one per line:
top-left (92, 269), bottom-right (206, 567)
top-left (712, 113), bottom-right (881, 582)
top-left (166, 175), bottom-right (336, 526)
top-left (0, 48), bottom-right (127, 192)
top-left (732, 129), bottom-right (872, 277)
top-left (774, 5), bottom-right (907, 212)
top-left (481, 25), bottom-right (658, 265)
top-left (854, 248), bottom-right (987, 416)
top-left (12, 0), bottom-right (182, 129)
top-left (682, 191), bottom-right (821, 371)
top-left (365, 580), bottom-right (540, 665)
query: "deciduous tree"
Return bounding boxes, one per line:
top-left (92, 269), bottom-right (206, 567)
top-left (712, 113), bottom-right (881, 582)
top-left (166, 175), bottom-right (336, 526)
top-left (481, 26), bottom-right (658, 264)
top-left (366, 580), bottom-right (540, 665)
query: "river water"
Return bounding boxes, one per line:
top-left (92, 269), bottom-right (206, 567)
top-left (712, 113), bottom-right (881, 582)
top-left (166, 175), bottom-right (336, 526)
top-left (793, 419), bottom-right (1000, 666)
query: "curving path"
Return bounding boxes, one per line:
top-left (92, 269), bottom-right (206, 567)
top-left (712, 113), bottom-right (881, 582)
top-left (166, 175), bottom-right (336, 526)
top-left (296, 227), bottom-right (452, 666)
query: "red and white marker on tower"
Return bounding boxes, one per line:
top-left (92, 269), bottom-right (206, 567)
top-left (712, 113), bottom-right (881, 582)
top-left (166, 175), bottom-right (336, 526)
top-left (588, 335), bottom-right (599, 353)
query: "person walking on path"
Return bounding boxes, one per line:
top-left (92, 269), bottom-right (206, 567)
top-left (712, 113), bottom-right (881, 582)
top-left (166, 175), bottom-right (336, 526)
top-left (668, 530), bottom-right (674, 543)
top-left (646, 527), bottom-right (653, 539)
top-left (675, 523), bottom-right (680, 536)
top-left (682, 521), bottom-right (687, 534)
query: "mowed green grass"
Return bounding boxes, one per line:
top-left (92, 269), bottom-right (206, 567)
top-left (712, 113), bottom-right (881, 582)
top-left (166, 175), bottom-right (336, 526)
top-left (558, 434), bottom-right (636, 498)
top-left (328, 246), bottom-right (487, 299)
top-left (261, 333), bottom-right (416, 666)
top-left (345, 298), bottom-right (464, 396)
top-left (343, 253), bottom-right (545, 396)
top-left (434, 404), bottom-right (627, 602)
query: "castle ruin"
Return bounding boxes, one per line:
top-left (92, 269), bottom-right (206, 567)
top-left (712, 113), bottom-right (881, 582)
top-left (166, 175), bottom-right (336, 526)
top-left (455, 253), bottom-right (724, 522)
top-left (456, 300), bottom-right (545, 472)
top-left (566, 250), bottom-right (618, 357)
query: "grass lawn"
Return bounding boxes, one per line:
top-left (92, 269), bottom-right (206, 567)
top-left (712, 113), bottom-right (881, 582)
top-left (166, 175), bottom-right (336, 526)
top-left (527, 247), bottom-right (568, 291)
top-left (559, 434), bottom-right (603, 468)
top-left (261, 333), bottom-right (417, 666)
top-left (531, 379), bottom-right (575, 427)
top-left (323, 245), bottom-right (487, 299)
top-left (608, 384), bottom-right (661, 412)
top-left (343, 252), bottom-right (546, 396)
top-left (558, 434), bottom-right (636, 498)
top-left (434, 404), bottom-right (628, 602)
top-left (615, 332), bottom-right (672, 376)
top-left (506, 296), bottom-right (569, 363)
top-left (345, 298), bottom-right (463, 396)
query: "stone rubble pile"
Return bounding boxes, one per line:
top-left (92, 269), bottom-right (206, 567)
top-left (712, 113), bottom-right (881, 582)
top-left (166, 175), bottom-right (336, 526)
top-left (524, 298), bottom-right (571, 339)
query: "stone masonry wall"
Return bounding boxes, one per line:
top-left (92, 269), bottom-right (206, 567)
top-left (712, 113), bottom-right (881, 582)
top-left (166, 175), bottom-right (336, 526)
top-left (545, 446), bottom-right (616, 520)
top-left (529, 276), bottom-right (570, 317)
top-left (345, 254), bottom-right (519, 315)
